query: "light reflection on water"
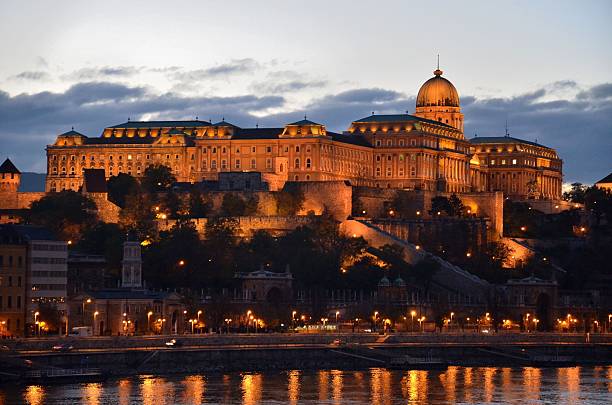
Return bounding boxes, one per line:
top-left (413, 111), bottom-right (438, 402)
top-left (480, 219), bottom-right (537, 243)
top-left (0, 366), bottom-right (610, 404)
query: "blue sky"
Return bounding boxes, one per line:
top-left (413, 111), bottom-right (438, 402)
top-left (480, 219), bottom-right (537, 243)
top-left (0, 0), bottom-right (610, 183)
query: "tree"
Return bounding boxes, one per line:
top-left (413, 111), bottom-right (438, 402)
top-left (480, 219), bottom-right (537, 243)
top-left (189, 189), bottom-right (212, 217)
top-left (430, 196), bottom-right (451, 216)
top-left (120, 192), bottom-right (156, 240)
top-left (163, 189), bottom-right (183, 219)
top-left (77, 222), bottom-right (125, 270)
top-left (389, 191), bottom-right (416, 218)
top-left (28, 190), bottom-right (97, 240)
top-left (563, 182), bottom-right (586, 203)
top-left (220, 193), bottom-right (259, 216)
top-left (448, 194), bottom-right (466, 217)
top-left (107, 173), bottom-right (139, 208)
top-left (275, 187), bottom-right (305, 216)
top-left (141, 164), bottom-right (176, 194)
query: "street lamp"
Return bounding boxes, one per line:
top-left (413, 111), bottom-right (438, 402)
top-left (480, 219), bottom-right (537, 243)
top-left (247, 310), bottom-right (252, 333)
top-left (525, 313), bottom-right (530, 332)
top-left (335, 311), bottom-right (340, 331)
top-left (450, 312), bottom-right (455, 331)
top-left (410, 310), bottom-right (416, 332)
top-left (93, 311), bottom-right (99, 335)
top-left (34, 311), bottom-right (40, 336)
top-left (292, 310), bottom-right (297, 331)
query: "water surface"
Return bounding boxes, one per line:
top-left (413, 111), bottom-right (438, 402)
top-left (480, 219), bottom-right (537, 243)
top-left (1, 366), bottom-right (611, 404)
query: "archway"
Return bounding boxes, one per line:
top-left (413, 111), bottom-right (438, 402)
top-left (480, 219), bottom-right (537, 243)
top-left (535, 293), bottom-right (551, 331)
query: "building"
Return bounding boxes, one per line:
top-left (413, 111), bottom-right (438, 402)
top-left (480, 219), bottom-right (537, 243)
top-left (69, 240), bottom-right (184, 335)
top-left (595, 173), bottom-right (612, 191)
top-left (470, 136), bottom-right (563, 200)
top-left (44, 67), bottom-right (563, 202)
top-left (0, 158), bottom-right (45, 212)
top-left (0, 224), bottom-right (68, 336)
top-left (0, 227), bottom-right (28, 337)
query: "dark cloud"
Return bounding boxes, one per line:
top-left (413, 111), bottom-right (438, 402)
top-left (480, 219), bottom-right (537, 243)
top-left (9, 71), bottom-right (50, 81)
top-left (62, 66), bottom-right (143, 80)
top-left (0, 80), bottom-right (609, 183)
top-left (250, 79), bottom-right (327, 94)
top-left (170, 59), bottom-right (259, 82)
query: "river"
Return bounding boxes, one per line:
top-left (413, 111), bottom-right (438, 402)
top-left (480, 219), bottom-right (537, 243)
top-left (0, 366), bottom-right (611, 404)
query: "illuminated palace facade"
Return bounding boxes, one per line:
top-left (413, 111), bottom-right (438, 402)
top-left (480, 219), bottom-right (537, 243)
top-left (46, 68), bottom-right (563, 200)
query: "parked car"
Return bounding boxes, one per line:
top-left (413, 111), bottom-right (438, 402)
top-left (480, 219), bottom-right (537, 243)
top-left (52, 344), bottom-right (74, 352)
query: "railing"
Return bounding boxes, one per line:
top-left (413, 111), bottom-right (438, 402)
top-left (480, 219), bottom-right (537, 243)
top-left (25, 368), bottom-right (102, 378)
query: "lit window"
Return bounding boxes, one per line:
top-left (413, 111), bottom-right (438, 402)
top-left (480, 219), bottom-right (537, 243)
top-left (512, 159), bottom-right (517, 165)
top-left (250, 159), bottom-right (256, 169)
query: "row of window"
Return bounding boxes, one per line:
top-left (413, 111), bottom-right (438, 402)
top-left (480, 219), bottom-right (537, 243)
top-left (31, 271), bottom-right (67, 277)
top-left (30, 284), bottom-right (66, 291)
top-left (32, 257), bottom-right (67, 265)
top-left (0, 275), bottom-right (22, 287)
top-left (0, 295), bottom-right (22, 309)
top-left (32, 244), bottom-right (67, 252)
top-left (0, 255), bottom-right (23, 267)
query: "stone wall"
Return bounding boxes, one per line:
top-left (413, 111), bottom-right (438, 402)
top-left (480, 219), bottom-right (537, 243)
top-left (0, 191), bottom-right (45, 209)
top-left (294, 181), bottom-right (353, 220)
top-left (89, 193), bottom-right (121, 223)
top-left (157, 216), bottom-right (317, 237)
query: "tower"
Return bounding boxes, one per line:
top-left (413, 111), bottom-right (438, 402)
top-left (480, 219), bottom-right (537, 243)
top-left (414, 66), bottom-right (464, 133)
top-left (121, 240), bottom-right (142, 288)
top-left (0, 158), bottom-right (21, 193)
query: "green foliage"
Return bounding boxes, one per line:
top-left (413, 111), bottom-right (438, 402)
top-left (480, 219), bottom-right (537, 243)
top-left (188, 189), bottom-right (212, 217)
top-left (107, 173), bottom-right (139, 208)
top-left (119, 192), bottom-right (156, 240)
top-left (220, 193), bottom-right (259, 216)
top-left (275, 187), bottom-right (305, 216)
top-left (563, 182), bottom-right (587, 203)
top-left (163, 190), bottom-right (183, 219)
top-left (28, 190), bottom-right (97, 240)
top-left (77, 222), bottom-right (125, 270)
top-left (429, 194), bottom-right (465, 217)
top-left (141, 164), bottom-right (176, 194)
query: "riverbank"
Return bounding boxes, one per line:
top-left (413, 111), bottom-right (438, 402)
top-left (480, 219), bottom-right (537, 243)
top-left (2, 333), bottom-right (611, 381)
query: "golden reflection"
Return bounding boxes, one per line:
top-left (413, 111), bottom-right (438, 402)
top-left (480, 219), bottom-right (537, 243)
top-left (23, 385), bottom-right (45, 405)
top-left (182, 375), bottom-right (205, 405)
top-left (83, 382), bottom-right (102, 405)
top-left (440, 366), bottom-right (458, 402)
top-left (608, 366), bottom-right (612, 392)
top-left (331, 370), bottom-right (343, 405)
top-left (318, 370), bottom-right (330, 402)
top-left (483, 367), bottom-right (496, 403)
top-left (558, 367), bottom-right (580, 403)
top-left (241, 373), bottom-right (262, 405)
top-left (370, 368), bottom-right (382, 405)
top-left (522, 367), bottom-right (541, 401)
top-left (501, 367), bottom-right (512, 400)
top-left (287, 370), bottom-right (300, 405)
top-left (141, 376), bottom-right (174, 405)
top-left (401, 369), bottom-right (428, 402)
top-left (118, 379), bottom-right (132, 405)
top-left (463, 367), bottom-right (473, 403)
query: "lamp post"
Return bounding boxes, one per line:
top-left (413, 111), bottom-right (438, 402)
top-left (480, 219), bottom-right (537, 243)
top-left (450, 312), bottom-right (455, 332)
top-left (335, 311), bottom-right (340, 332)
top-left (246, 310), bottom-right (252, 333)
top-left (292, 310), bottom-right (297, 331)
top-left (34, 311), bottom-right (40, 336)
top-left (82, 298), bottom-right (92, 326)
top-left (147, 311), bottom-right (153, 334)
top-left (93, 311), bottom-right (99, 335)
top-left (525, 313), bottom-right (530, 332)
top-left (410, 310), bottom-right (416, 332)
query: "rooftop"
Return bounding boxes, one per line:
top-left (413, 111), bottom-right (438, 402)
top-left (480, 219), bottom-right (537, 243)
top-left (595, 173), bottom-right (612, 184)
top-left (469, 136), bottom-right (550, 149)
top-left (108, 120), bottom-right (212, 129)
top-left (0, 158), bottom-right (20, 174)
top-left (353, 113), bottom-right (454, 129)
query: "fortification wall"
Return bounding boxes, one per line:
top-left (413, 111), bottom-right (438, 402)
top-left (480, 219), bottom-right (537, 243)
top-left (157, 216), bottom-right (316, 237)
top-left (294, 181), bottom-right (353, 220)
top-left (0, 191), bottom-right (44, 209)
top-left (89, 193), bottom-right (121, 223)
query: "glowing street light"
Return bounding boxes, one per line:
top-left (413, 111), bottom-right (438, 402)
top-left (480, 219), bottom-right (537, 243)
top-left (34, 311), bottom-right (40, 336)
top-left (335, 311), bottom-right (340, 330)
top-left (410, 310), bottom-right (417, 332)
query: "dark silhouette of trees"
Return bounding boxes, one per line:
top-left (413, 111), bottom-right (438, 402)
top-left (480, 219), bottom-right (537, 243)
top-left (107, 173), bottom-right (139, 208)
top-left (28, 190), bottom-right (97, 240)
top-left (141, 164), bottom-right (176, 194)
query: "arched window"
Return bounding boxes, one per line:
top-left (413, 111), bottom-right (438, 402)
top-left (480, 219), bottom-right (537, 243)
top-left (306, 158), bottom-right (311, 169)
top-left (294, 158), bottom-right (300, 169)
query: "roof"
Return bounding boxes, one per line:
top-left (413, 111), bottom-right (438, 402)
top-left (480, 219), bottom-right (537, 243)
top-left (0, 158), bottom-right (20, 174)
top-left (108, 120), bottom-right (212, 129)
top-left (469, 136), bottom-right (550, 149)
top-left (165, 128), bottom-right (188, 135)
top-left (83, 169), bottom-right (108, 193)
top-left (0, 224), bottom-right (57, 242)
top-left (353, 113), bottom-right (454, 128)
top-left (232, 128), bottom-right (283, 140)
top-left (213, 120), bottom-right (241, 128)
top-left (85, 137), bottom-right (156, 145)
top-left (595, 173), bottom-right (612, 184)
top-left (331, 132), bottom-right (372, 147)
top-left (289, 119), bottom-right (322, 126)
top-left (59, 130), bottom-right (86, 137)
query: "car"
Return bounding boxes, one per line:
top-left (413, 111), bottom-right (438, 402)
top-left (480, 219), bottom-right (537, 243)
top-left (165, 339), bottom-right (182, 347)
top-left (331, 339), bottom-right (346, 347)
top-left (52, 344), bottom-right (74, 352)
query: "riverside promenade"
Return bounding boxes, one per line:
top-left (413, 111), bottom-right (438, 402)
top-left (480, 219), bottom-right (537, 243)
top-left (2, 332), bottom-right (611, 379)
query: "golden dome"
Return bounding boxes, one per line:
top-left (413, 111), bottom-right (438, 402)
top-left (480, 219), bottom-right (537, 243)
top-left (416, 69), bottom-right (460, 108)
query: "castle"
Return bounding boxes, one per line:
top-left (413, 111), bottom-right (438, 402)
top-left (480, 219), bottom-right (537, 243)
top-left (43, 67), bottom-right (564, 202)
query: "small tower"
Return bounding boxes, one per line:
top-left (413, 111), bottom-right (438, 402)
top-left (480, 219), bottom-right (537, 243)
top-left (121, 238), bottom-right (142, 288)
top-left (0, 158), bottom-right (21, 193)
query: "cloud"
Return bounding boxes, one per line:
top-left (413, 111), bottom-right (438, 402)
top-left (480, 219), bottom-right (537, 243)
top-left (0, 80), bottom-right (609, 183)
top-left (250, 79), bottom-right (327, 94)
top-left (62, 66), bottom-right (143, 80)
top-left (169, 59), bottom-right (260, 83)
top-left (9, 71), bottom-right (50, 81)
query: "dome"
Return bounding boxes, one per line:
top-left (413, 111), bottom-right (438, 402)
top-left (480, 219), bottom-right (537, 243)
top-left (393, 277), bottom-right (406, 287)
top-left (378, 276), bottom-right (391, 287)
top-left (416, 69), bottom-right (460, 108)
